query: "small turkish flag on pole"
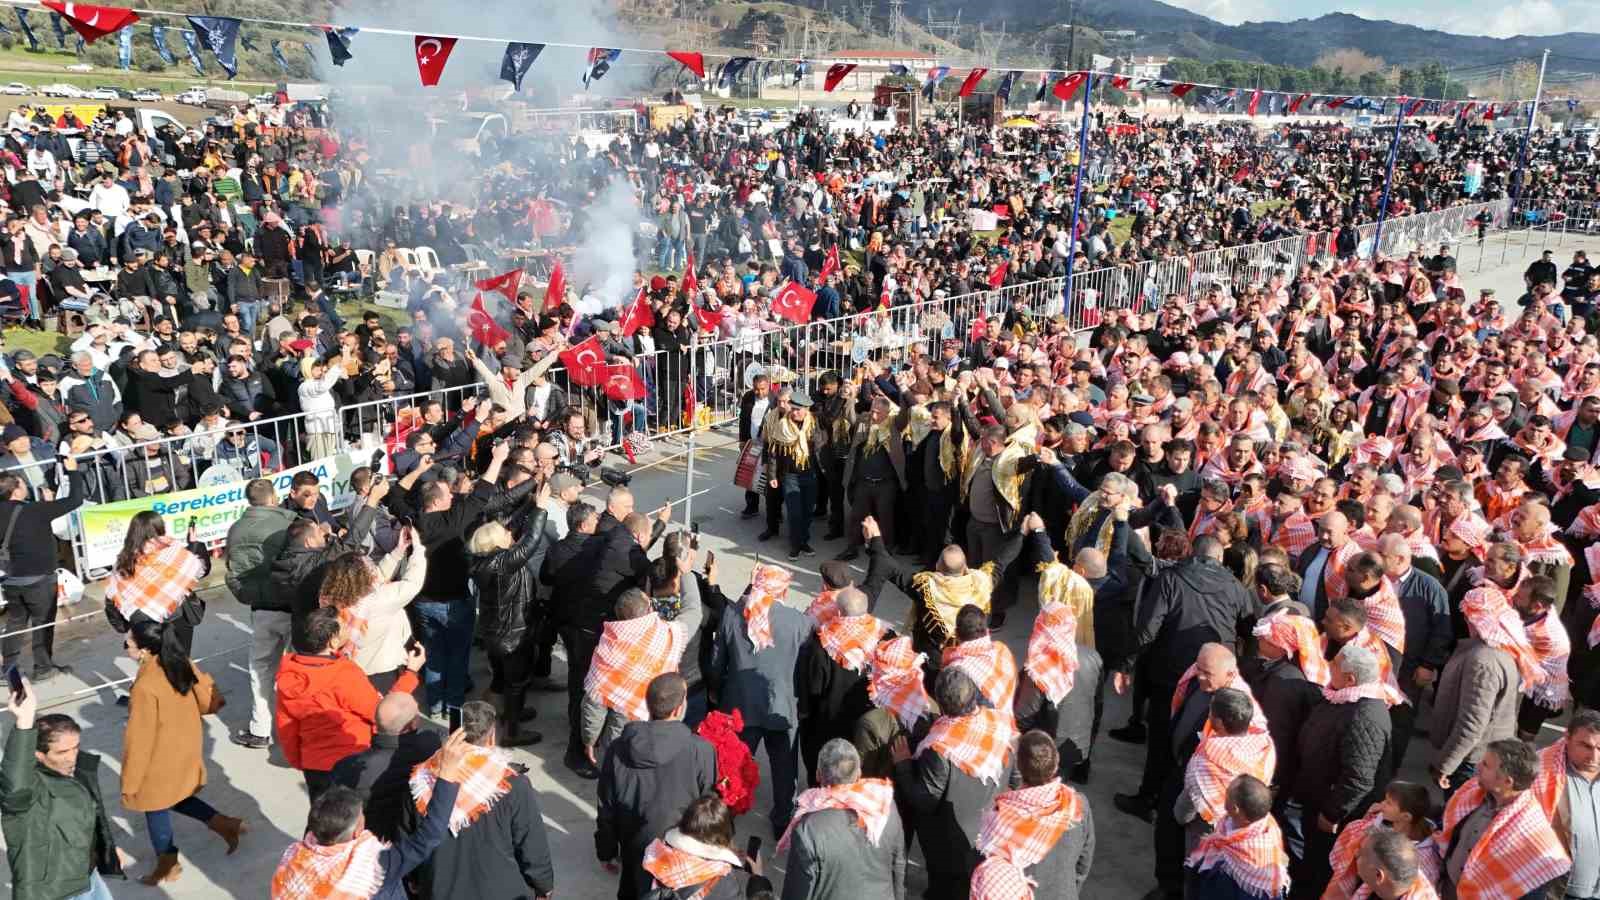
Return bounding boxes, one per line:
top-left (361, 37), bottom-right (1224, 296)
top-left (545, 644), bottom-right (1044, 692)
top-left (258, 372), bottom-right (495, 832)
top-left (692, 302), bottom-right (723, 332)
top-left (475, 267), bottom-right (524, 303)
top-left (41, 1), bottom-right (138, 43)
top-left (465, 293), bottom-right (510, 347)
top-left (619, 286), bottom-right (655, 336)
top-left (559, 335), bottom-right (607, 386)
top-left (667, 50), bottom-right (705, 79)
top-left (770, 281), bottom-right (817, 324)
top-left (681, 253), bottom-right (699, 299)
top-left (818, 245), bottom-right (840, 283)
top-left (413, 36), bottom-right (458, 87)
top-left (543, 260), bottom-right (566, 311)
top-left (602, 363), bottom-right (646, 402)
top-left (987, 260), bottom-right (1008, 290)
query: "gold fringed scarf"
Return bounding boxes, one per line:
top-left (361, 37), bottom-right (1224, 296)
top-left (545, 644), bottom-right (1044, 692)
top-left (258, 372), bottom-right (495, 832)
top-left (1064, 492), bottom-right (1118, 558)
top-left (959, 424), bottom-right (1037, 506)
top-left (911, 562), bottom-right (996, 646)
top-left (765, 409), bottom-right (815, 470)
top-left (862, 400), bottom-right (902, 456)
top-left (1037, 562), bottom-right (1097, 649)
top-left (904, 404), bottom-right (933, 448)
top-left (938, 425), bottom-right (960, 481)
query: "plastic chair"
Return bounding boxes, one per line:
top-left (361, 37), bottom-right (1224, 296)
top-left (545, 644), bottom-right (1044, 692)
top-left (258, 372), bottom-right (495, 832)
top-left (413, 246), bottom-right (442, 274)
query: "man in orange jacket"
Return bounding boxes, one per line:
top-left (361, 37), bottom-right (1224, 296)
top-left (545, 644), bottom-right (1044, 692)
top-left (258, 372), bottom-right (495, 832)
top-left (276, 605), bottom-right (426, 801)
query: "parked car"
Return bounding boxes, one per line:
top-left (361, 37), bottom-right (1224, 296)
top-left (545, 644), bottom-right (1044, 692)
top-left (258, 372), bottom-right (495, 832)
top-left (131, 88), bottom-right (162, 102)
top-left (174, 89), bottom-right (207, 105)
top-left (65, 63), bottom-right (92, 73)
top-left (87, 86), bottom-right (120, 101)
top-left (0, 82), bottom-right (31, 96)
top-left (39, 83), bottom-right (84, 98)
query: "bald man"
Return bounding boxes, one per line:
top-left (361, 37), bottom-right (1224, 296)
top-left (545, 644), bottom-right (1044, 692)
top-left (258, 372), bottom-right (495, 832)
top-left (1296, 510), bottom-right (1355, 620)
top-left (1355, 830), bottom-right (1431, 900)
top-left (330, 690), bottom-right (443, 842)
top-left (1377, 533), bottom-right (1450, 772)
top-left (798, 586), bottom-right (890, 781)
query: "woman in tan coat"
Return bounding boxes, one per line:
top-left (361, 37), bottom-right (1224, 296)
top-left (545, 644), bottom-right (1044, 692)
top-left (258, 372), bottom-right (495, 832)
top-left (121, 619), bottom-right (247, 884)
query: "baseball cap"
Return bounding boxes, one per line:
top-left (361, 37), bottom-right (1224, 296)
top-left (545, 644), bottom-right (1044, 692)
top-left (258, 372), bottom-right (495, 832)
top-left (0, 424), bottom-right (25, 443)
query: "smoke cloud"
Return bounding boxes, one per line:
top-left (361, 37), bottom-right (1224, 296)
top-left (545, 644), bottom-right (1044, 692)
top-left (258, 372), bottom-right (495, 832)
top-left (571, 177), bottom-right (646, 310)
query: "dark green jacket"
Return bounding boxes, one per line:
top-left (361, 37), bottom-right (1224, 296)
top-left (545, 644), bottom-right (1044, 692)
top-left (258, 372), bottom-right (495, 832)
top-left (224, 504), bottom-right (299, 610)
top-left (1, 723), bottom-right (125, 900)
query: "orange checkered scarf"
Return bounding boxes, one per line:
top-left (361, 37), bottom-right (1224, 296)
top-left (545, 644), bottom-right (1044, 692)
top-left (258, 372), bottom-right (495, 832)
top-left (1460, 584), bottom-right (1547, 688)
top-left (1268, 511), bottom-right (1318, 558)
top-left (409, 745), bottom-right (516, 837)
top-left (1321, 628), bottom-right (1409, 707)
top-left (1024, 603), bottom-right (1079, 704)
top-left (1446, 514), bottom-right (1493, 561)
top-left (1170, 665), bottom-right (1267, 735)
top-left (1522, 610), bottom-right (1571, 710)
top-left (942, 635), bottom-right (1019, 711)
top-left (1184, 729), bottom-right (1277, 825)
top-left (271, 830), bottom-right (386, 900)
top-left (641, 835), bottom-right (732, 900)
top-left (868, 636), bottom-right (933, 730)
top-left (1324, 811), bottom-right (1443, 900)
top-left (776, 778), bottom-right (895, 853)
top-left (1321, 539), bottom-right (1363, 603)
top-left (918, 706), bottom-right (1017, 785)
top-left (584, 612), bottom-right (684, 721)
top-left (1437, 781), bottom-right (1571, 899)
top-left (816, 613), bottom-right (885, 673)
top-left (1359, 578), bottom-right (1407, 654)
top-left (1529, 739), bottom-right (1571, 820)
top-left (1186, 814), bottom-right (1290, 899)
top-left (806, 588), bottom-right (839, 627)
top-left (971, 780), bottom-right (1085, 898)
top-left (1253, 611), bottom-right (1330, 685)
top-left (106, 536), bottom-right (204, 622)
top-left (742, 564), bottom-right (791, 651)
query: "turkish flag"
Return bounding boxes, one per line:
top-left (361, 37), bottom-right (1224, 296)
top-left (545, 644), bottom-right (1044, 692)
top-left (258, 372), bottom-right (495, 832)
top-left (681, 253), bottom-right (699, 299)
top-left (602, 363), bottom-right (646, 402)
top-left (987, 260), bottom-right (1007, 290)
top-left (1405, 98), bottom-right (1426, 116)
top-left (543, 259), bottom-right (566, 311)
top-left (1247, 90), bottom-right (1262, 116)
top-left (1326, 97), bottom-right (1350, 109)
top-left (1288, 93), bottom-right (1309, 113)
top-left (692, 302), bottom-right (724, 332)
top-left (413, 36), bottom-right (458, 87)
top-left (770, 281), bottom-right (816, 324)
top-left (957, 68), bottom-right (987, 98)
top-left (475, 267), bottom-right (524, 303)
top-left (818, 244), bottom-right (840, 283)
top-left (1112, 76), bottom-right (1131, 89)
top-left (619, 286), bottom-right (655, 336)
top-left (879, 285), bottom-right (891, 310)
top-left (41, 1), bottom-right (138, 43)
top-left (465, 293), bottom-right (510, 347)
top-left (667, 50), bottom-right (705, 79)
top-left (823, 63), bottom-right (856, 92)
top-left (1170, 83), bottom-right (1196, 98)
top-left (560, 336), bottom-right (607, 386)
top-left (1052, 72), bottom-right (1087, 102)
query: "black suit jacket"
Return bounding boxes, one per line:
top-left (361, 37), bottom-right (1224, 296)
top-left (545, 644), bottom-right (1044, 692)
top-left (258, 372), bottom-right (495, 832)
top-left (330, 730), bottom-right (443, 842)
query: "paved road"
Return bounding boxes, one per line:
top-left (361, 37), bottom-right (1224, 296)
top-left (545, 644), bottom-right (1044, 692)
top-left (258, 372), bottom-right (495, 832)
top-left (0, 246), bottom-right (1570, 899)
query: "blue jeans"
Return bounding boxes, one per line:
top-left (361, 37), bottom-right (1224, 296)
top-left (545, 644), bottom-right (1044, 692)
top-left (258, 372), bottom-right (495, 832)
top-left (610, 401), bottom-right (648, 443)
top-left (145, 794), bottom-right (219, 854)
top-left (782, 471), bottom-right (818, 553)
top-left (8, 269), bottom-right (37, 318)
top-left (413, 599), bottom-right (476, 713)
top-left (742, 725), bottom-right (799, 832)
top-left (657, 236), bottom-right (685, 270)
top-left (315, 292), bottom-right (345, 330)
top-left (66, 872), bottom-right (113, 900)
top-left (235, 299), bottom-right (262, 335)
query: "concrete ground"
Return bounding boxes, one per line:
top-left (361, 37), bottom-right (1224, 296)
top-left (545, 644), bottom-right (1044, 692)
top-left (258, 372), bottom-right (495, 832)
top-left (0, 241), bottom-right (1575, 899)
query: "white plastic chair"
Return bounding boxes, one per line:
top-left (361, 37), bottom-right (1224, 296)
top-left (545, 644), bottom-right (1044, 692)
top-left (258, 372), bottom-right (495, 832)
top-left (413, 246), bottom-right (442, 274)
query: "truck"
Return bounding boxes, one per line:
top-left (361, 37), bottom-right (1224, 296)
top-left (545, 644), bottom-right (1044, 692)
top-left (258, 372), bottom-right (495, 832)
top-left (104, 105), bottom-right (186, 135)
top-left (427, 112), bottom-right (508, 156)
top-left (282, 82), bottom-right (329, 102)
top-left (200, 87), bottom-right (249, 109)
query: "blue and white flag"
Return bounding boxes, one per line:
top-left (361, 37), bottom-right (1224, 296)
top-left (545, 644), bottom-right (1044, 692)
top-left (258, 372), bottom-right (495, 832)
top-left (889, 64), bottom-right (908, 76)
top-left (180, 28), bottom-right (204, 76)
top-left (187, 16), bottom-right (241, 79)
top-left (718, 56), bottom-right (754, 89)
top-left (323, 26), bottom-right (357, 67)
top-left (995, 70), bottom-right (1020, 102)
top-left (150, 25), bottom-right (176, 65)
top-left (116, 25), bottom-right (131, 70)
top-left (269, 38), bottom-right (290, 73)
top-left (583, 47), bottom-right (620, 88)
top-left (793, 60), bottom-right (808, 87)
top-left (239, 32), bottom-right (258, 52)
top-left (47, 10), bottom-right (66, 49)
top-left (921, 65), bottom-right (950, 99)
top-left (498, 42), bottom-right (541, 92)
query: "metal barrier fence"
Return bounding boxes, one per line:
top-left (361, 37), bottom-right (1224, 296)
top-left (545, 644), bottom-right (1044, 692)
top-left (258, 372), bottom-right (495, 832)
top-left (2, 196), bottom-right (1529, 585)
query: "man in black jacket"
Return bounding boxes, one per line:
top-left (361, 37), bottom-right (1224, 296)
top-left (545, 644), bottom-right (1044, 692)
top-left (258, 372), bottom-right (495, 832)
top-left (797, 586), bottom-right (886, 782)
top-left (595, 673), bottom-right (716, 900)
top-left (417, 701), bottom-right (555, 900)
top-left (330, 691), bottom-right (442, 842)
top-left (121, 349), bottom-right (190, 430)
top-left (1112, 536), bottom-right (1259, 821)
top-left (543, 501), bottom-right (606, 777)
top-left (0, 458), bottom-right (85, 681)
top-left (1377, 533), bottom-right (1451, 771)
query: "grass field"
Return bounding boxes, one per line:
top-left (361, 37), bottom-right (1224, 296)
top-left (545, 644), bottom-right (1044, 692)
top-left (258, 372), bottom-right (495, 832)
top-left (0, 44), bottom-right (272, 91)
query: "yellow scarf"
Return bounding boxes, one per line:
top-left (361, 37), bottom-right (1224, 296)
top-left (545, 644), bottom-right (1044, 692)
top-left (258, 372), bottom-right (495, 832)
top-left (1065, 492), bottom-right (1118, 558)
top-left (862, 401), bottom-right (901, 456)
top-left (911, 562), bottom-right (996, 646)
top-left (904, 404), bottom-right (933, 447)
top-left (961, 425), bottom-right (1037, 508)
top-left (939, 425), bottom-right (960, 480)
top-left (1037, 562), bottom-right (1097, 648)
top-left (765, 409), bottom-right (815, 470)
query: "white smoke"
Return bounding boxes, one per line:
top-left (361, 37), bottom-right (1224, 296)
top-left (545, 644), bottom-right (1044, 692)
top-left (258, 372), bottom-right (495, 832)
top-left (570, 177), bottom-right (646, 309)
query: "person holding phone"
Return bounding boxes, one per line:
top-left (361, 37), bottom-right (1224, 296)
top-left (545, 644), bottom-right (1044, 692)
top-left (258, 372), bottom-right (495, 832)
top-left (640, 794), bottom-right (771, 899)
top-left (0, 448), bottom-right (87, 684)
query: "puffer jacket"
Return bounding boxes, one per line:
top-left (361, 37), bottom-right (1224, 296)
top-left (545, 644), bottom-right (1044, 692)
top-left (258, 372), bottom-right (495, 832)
top-left (1, 724), bottom-right (126, 900)
top-left (468, 506), bottom-right (549, 656)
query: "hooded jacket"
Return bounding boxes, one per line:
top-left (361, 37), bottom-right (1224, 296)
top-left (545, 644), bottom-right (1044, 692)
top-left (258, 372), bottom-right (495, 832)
top-left (596, 719), bottom-right (717, 898)
top-left (1125, 555), bottom-right (1262, 686)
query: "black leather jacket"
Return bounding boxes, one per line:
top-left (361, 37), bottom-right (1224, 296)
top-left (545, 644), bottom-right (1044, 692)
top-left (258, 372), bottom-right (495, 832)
top-left (468, 506), bottom-right (549, 656)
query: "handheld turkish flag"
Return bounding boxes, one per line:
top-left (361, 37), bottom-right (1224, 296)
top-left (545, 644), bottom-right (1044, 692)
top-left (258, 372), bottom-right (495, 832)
top-left (465, 293), bottom-right (510, 348)
top-left (559, 335), bottom-right (607, 386)
top-left (692, 302), bottom-right (724, 332)
top-left (543, 259), bottom-right (566, 311)
top-left (823, 63), bottom-right (856, 92)
top-left (619, 286), bottom-right (655, 336)
top-left (770, 281), bottom-right (816, 324)
top-left (602, 363), bottom-right (646, 402)
top-left (1052, 72), bottom-right (1087, 102)
top-left (818, 244), bottom-right (840, 283)
top-left (667, 50), bottom-right (705, 79)
top-left (987, 260), bottom-right (1008, 290)
top-left (878, 285), bottom-right (891, 310)
top-left (475, 267), bottom-right (524, 303)
top-left (1247, 89), bottom-right (1262, 116)
top-left (681, 253), bottom-right (699, 299)
top-left (41, 1), bottom-right (138, 43)
top-left (957, 68), bottom-right (988, 98)
top-left (413, 35), bottom-right (458, 87)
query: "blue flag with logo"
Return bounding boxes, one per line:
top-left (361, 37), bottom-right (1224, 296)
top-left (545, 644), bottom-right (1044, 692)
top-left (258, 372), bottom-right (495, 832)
top-left (498, 42), bottom-right (541, 92)
top-left (996, 70), bottom-right (1020, 102)
top-left (239, 32), bottom-right (258, 52)
top-left (187, 16), bottom-right (241, 79)
top-left (889, 64), bottom-right (908, 76)
top-left (270, 39), bottom-right (290, 74)
top-left (117, 26), bottom-right (132, 70)
top-left (718, 56), bottom-right (754, 89)
top-left (15, 10), bottom-right (39, 51)
top-left (150, 25), bottom-right (176, 65)
top-left (47, 10), bottom-right (66, 49)
top-left (180, 29), bottom-right (204, 76)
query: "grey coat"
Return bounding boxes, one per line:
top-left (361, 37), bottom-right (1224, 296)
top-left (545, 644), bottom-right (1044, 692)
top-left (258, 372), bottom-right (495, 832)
top-left (781, 805), bottom-right (908, 900)
top-left (1016, 801), bottom-right (1095, 900)
top-left (1431, 637), bottom-right (1521, 776)
top-left (710, 596), bottom-right (811, 731)
top-left (1014, 644), bottom-right (1104, 770)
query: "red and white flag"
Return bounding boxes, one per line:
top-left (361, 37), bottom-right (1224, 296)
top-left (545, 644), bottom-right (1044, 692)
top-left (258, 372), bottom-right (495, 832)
top-left (818, 244), bottom-right (840, 283)
top-left (41, 1), bottom-right (138, 43)
top-left (770, 281), bottom-right (817, 324)
top-left (543, 259), bottom-right (566, 311)
top-left (692, 302), bottom-right (724, 332)
top-left (465, 293), bottom-right (510, 348)
top-left (1247, 89), bottom-right (1262, 116)
top-left (957, 68), bottom-right (988, 98)
top-left (559, 335), bottom-right (607, 386)
top-left (878, 285), bottom-right (891, 310)
top-left (681, 253), bottom-right (699, 299)
top-left (667, 50), bottom-right (705, 79)
top-left (823, 63), bottom-right (856, 93)
top-left (987, 260), bottom-right (1008, 290)
top-left (413, 36), bottom-right (458, 87)
top-left (602, 363), bottom-right (646, 401)
top-left (1052, 72), bottom-right (1087, 102)
top-left (475, 267), bottom-right (524, 303)
top-left (619, 286), bottom-right (655, 336)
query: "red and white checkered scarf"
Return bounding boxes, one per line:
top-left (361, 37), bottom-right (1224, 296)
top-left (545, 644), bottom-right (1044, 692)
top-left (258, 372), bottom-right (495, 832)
top-left (942, 635), bottom-right (1019, 711)
top-left (1321, 627), bottom-right (1409, 707)
top-left (805, 588), bottom-right (839, 627)
top-left (641, 836), bottom-right (731, 900)
top-left (970, 780), bottom-right (1086, 898)
top-left (409, 745), bottom-right (516, 837)
top-left (776, 778), bottom-right (895, 853)
top-left (584, 612), bottom-right (685, 721)
top-left (1530, 738), bottom-right (1571, 820)
top-left (1268, 511), bottom-right (1318, 557)
top-left (106, 536), bottom-right (204, 623)
top-left (1522, 611), bottom-right (1571, 710)
top-left (1184, 729), bottom-right (1277, 825)
top-left (869, 636), bottom-right (933, 730)
top-left (1186, 815), bottom-right (1290, 899)
top-left (1460, 584), bottom-right (1547, 688)
top-left (1024, 603), bottom-right (1079, 704)
top-left (742, 564), bottom-right (791, 651)
top-left (1253, 612), bottom-right (1330, 685)
top-left (1438, 780), bottom-right (1571, 899)
top-left (1170, 665), bottom-right (1267, 735)
top-left (1360, 577), bottom-right (1407, 655)
top-left (816, 613), bottom-right (885, 673)
top-left (1321, 539), bottom-right (1363, 603)
top-left (271, 830), bottom-right (386, 900)
top-left (918, 707), bottom-right (1017, 785)
top-left (1325, 810), bottom-right (1442, 900)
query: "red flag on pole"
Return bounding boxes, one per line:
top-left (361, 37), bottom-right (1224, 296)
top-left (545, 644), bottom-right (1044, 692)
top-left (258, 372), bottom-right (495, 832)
top-left (667, 50), bottom-right (705, 79)
top-left (681, 253), bottom-right (699, 299)
top-left (542, 260), bottom-right (566, 311)
top-left (559, 336), bottom-right (608, 386)
top-left (692, 302), bottom-right (723, 332)
top-left (475, 267), bottom-right (524, 303)
top-left (1052, 72), bottom-right (1087, 102)
top-left (41, 1), bottom-right (138, 43)
top-left (823, 63), bottom-right (856, 93)
top-left (1170, 83), bottom-right (1196, 98)
top-left (619, 286), bottom-right (655, 336)
top-left (770, 281), bottom-right (817, 324)
top-left (413, 36), bottom-right (458, 87)
top-left (818, 244), bottom-right (840, 283)
top-left (1483, 104), bottom-right (1497, 121)
top-left (878, 285), bottom-right (891, 310)
top-left (1288, 93), bottom-right (1310, 113)
top-left (1405, 98), bottom-right (1426, 116)
top-left (957, 68), bottom-right (988, 98)
top-left (987, 260), bottom-right (1007, 290)
top-left (1247, 90), bottom-right (1262, 116)
top-left (465, 293), bottom-right (510, 348)
top-left (602, 363), bottom-right (646, 401)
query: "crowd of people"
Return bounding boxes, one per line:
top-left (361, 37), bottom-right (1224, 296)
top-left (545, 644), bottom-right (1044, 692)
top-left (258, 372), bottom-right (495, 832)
top-left (0, 75), bottom-right (1599, 900)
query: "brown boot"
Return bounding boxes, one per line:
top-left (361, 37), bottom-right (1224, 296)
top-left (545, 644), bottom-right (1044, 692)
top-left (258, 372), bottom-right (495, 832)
top-left (139, 852), bottom-right (182, 885)
top-left (206, 814), bottom-right (248, 855)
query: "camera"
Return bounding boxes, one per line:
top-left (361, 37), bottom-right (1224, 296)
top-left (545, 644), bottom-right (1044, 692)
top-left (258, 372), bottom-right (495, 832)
top-left (600, 466), bottom-right (632, 488)
top-left (556, 461), bottom-right (590, 484)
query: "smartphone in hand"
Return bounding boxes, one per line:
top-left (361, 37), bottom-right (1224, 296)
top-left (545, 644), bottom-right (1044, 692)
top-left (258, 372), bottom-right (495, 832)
top-left (5, 663), bottom-right (25, 701)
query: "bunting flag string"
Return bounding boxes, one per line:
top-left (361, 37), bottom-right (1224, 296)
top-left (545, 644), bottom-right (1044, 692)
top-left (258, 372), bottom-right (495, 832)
top-left (666, 50), bottom-right (703, 79)
top-left (149, 22), bottom-right (173, 63)
top-left (269, 37), bottom-right (288, 73)
top-left (412, 34), bottom-right (455, 86)
top-left (46, 7), bottom-right (64, 47)
top-left (500, 41), bottom-right (541, 91)
top-left (115, 22), bottom-right (129, 67)
top-left (14, 8), bottom-right (37, 51)
top-left (187, 15), bottom-right (240, 78)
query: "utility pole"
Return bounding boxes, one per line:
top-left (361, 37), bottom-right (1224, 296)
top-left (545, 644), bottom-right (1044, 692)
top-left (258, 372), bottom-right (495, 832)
top-left (1066, 0), bottom-right (1078, 70)
top-left (1511, 49), bottom-right (1550, 214)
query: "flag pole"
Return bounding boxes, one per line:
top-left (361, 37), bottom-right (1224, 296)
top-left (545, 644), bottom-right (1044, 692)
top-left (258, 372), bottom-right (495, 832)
top-left (1370, 100), bottom-right (1407, 260)
top-left (1511, 48), bottom-right (1550, 219)
top-left (683, 328), bottom-right (698, 531)
top-left (1063, 73), bottom-right (1093, 322)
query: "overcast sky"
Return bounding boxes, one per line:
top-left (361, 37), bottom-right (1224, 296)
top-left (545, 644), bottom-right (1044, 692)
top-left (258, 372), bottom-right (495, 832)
top-left (1160, 0), bottom-right (1583, 39)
